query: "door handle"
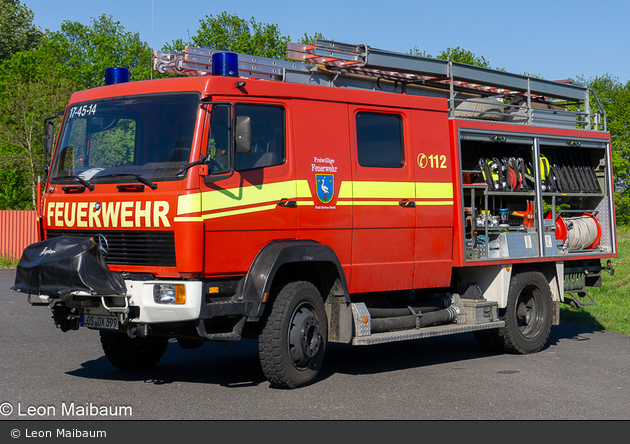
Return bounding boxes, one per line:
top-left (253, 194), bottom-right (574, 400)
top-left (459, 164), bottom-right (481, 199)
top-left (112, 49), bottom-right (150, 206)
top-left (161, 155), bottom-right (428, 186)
top-left (277, 199), bottom-right (297, 208)
top-left (399, 200), bottom-right (416, 208)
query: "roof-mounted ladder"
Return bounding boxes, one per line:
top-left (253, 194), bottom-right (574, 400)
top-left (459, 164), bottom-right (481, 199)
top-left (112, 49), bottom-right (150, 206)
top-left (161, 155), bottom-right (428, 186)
top-left (288, 40), bottom-right (586, 99)
top-left (287, 39), bottom-right (604, 131)
top-left (152, 39), bottom-right (606, 131)
top-left (153, 46), bottom-right (312, 82)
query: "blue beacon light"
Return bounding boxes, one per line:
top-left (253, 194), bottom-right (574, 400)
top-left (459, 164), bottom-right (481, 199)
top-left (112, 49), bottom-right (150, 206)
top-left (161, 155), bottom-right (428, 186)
top-left (212, 52), bottom-right (239, 77)
top-left (105, 67), bottom-right (130, 85)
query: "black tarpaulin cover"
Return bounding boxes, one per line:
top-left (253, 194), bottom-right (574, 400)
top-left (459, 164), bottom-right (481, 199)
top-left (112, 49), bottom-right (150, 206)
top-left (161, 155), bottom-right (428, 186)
top-left (12, 236), bottom-right (126, 296)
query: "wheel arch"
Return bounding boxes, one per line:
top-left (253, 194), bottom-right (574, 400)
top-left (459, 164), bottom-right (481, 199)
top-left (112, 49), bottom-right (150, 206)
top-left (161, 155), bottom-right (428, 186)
top-left (243, 240), bottom-right (350, 320)
top-left (511, 262), bottom-right (563, 303)
top-left (455, 262), bottom-right (561, 310)
top-left (511, 263), bottom-right (561, 326)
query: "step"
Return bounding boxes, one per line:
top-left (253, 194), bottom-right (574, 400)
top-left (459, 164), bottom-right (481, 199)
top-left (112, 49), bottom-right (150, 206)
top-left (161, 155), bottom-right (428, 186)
top-left (352, 319), bottom-right (505, 346)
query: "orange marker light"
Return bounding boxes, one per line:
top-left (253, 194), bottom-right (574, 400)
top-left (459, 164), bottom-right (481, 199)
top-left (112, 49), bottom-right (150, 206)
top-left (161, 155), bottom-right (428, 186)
top-left (175, 285), bottom-right (186, 304)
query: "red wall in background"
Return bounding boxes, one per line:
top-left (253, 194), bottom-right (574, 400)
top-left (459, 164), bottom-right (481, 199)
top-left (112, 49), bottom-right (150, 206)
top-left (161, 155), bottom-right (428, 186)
top-left (0, 211), bottom-right (37, 259)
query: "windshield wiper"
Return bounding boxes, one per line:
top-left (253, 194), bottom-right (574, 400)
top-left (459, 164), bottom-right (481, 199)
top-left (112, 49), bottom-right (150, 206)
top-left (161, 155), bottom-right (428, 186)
top-left (96, 173), bottom-right (158, 190)
top-left (177, 154), bottom-right (209, 177)
top-left (55, 175), bottom-right (95, 191)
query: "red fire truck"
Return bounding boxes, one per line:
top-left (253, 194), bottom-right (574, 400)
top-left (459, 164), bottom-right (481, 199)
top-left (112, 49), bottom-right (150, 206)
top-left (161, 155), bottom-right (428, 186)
top-left (13, 40), bottom-right (616, 388)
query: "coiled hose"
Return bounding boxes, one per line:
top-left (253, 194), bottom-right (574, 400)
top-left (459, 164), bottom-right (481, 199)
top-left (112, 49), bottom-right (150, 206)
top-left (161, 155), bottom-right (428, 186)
top-left (565, 215), bottom-right (600, 250)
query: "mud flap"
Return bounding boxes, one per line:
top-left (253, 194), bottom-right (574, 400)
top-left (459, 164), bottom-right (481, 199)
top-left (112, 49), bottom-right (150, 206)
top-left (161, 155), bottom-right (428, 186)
top-left (11, 236), bottom-right (126, 296)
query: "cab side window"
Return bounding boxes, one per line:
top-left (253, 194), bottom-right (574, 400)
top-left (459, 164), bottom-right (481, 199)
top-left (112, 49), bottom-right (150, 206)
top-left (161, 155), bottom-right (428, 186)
top-left (356, 112), bottom-right (404, 168)
top-left (235, 104), bottom-right (285, 171)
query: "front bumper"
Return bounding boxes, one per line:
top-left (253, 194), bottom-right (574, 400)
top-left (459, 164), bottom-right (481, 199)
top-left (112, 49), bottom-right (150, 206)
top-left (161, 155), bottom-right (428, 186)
top-left (123, 279), bottom-right (203, 323)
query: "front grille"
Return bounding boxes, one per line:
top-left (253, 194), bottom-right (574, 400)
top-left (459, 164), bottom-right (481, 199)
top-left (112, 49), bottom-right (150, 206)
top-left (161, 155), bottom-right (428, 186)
top-left (46, 230), bottom-right (176, 267)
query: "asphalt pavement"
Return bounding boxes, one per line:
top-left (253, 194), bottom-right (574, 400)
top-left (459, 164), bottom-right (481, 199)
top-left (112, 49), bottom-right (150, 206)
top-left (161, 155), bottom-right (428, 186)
top-left (1, 268), bottom-right (629, 422)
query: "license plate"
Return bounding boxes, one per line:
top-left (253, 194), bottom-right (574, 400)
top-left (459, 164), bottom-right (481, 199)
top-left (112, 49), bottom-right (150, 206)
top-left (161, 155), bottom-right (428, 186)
top-left (82, 314), bottom-right (119, 330)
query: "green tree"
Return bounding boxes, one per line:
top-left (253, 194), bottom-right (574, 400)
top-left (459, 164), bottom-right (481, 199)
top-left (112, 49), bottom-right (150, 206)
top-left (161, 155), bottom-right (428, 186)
top-left (0, 0), bottom-right (43, 61)
top-left (0, 167), bottom-right (31, 209)
top-left (585, 74), bottom-right (630, 224)
top-left (297, 32), bottom-right (325, 45)
top-left (44, 14), bottom-right (152, 89)
top-left (165, 12), bottom-right (290, 60)
top-left (0, 49), bottom-right (76, 209)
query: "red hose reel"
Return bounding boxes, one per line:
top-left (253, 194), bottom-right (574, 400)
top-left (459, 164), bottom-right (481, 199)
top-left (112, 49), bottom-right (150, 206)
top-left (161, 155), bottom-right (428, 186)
top-left (546, 212), bottom-right (601, 250)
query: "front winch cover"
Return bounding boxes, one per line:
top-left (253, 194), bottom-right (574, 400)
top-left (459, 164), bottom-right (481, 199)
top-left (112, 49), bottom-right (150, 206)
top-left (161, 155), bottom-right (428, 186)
top-left (12, 236), bottom-right (126, 296)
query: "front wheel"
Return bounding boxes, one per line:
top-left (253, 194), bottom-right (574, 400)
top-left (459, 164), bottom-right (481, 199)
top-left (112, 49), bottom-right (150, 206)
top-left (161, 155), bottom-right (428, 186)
top-left (258, 281), bottom-right (328, 389)
top-left (100, 331), bottom-right (169, 370)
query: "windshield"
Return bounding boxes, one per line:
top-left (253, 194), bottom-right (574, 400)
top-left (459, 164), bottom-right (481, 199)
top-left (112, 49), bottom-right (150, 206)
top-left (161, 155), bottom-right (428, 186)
top-left (50, 93), bottom-right (199, 183)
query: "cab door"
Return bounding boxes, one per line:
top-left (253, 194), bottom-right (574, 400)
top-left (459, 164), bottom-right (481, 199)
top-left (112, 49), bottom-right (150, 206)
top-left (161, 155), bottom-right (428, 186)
top-left (200, 101), bottom-right (297, 275)
top-left (349, 107), bottom-right (415, 293)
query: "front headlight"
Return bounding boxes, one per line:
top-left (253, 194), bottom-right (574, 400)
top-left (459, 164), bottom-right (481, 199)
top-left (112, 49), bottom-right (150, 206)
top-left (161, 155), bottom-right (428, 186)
top-left (153, 284), bottom-right (186, 304)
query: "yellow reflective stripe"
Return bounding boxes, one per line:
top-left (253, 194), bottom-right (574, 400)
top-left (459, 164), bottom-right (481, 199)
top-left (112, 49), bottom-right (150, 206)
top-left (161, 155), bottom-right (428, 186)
top-left (175, 205), bottom-right (278, 222)
top-left (340, 181), bottom-right (453, 200)
top-left (341, 181), bottom-right (453, 204)
top-left (177, 180), bottom-right (311, 216)
top-left (202, 204), bottom-right (277, 220)
top-left (175, 179), bottom-right (454, 221)
top-left (416, 182), bottom-right (453, 199)
top-left (296, 180), bottom-right (312, 199)
top-left (201, 181), bottom-right (295, 212)
top-left (337, 201), bottom-right (399, 206)
top-left (415, 201), bottom-right (453, 206)
top-left (177, 193), bottom-right (202, 215)
top-left (351, 181), bottom-right (415, 199)
top-left (338, 182), bottom-right (352, 199)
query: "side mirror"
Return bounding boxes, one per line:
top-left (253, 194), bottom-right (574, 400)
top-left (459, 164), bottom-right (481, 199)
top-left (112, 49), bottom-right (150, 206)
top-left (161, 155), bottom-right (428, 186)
top-left (235, 116), bottom-right (252, 154)
top-left (45, 120), bottom-right (55, 158)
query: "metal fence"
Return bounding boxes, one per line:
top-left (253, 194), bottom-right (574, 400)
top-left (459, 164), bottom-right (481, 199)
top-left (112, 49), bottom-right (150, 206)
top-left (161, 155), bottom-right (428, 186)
top-left (0, 211), bottom-right (37, 259)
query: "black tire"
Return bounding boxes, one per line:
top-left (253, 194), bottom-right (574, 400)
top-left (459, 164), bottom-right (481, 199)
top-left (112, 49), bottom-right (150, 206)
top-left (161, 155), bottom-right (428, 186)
top-left (474, 270), bottom-right (553, 354)
top-left (503, 269), bottom-right (554, 353)
top-left (100, 331), bottom-right (169, 370)
top-left (258, 281), bottom-right (328, 389)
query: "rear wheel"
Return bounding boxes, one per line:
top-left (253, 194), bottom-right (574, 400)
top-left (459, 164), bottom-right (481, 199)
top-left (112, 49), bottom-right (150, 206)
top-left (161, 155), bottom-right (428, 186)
top-left (474, 269), bottom-right (553, 354)
top-left (501, 270), bottom-right (553, 354)
top-left (100, 331), bottom-right (168, 370)
top-left (258, 281), bottom-right (328, 389)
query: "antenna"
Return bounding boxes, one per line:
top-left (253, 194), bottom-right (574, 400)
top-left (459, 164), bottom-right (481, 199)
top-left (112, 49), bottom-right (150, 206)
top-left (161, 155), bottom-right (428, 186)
top-left (151, 0), bottom-right (154, 80)
top-left (187, 29), bottom-right (203, 91)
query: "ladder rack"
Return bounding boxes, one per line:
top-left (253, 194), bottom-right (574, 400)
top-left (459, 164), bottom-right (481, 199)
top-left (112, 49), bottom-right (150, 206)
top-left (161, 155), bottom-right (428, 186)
top-left (152, 39), bottom-right (606, 131)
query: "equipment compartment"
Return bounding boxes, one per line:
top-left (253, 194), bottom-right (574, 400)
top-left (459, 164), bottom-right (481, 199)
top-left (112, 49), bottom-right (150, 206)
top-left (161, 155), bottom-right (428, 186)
top-left (459, 131), bottom-right (614, 262)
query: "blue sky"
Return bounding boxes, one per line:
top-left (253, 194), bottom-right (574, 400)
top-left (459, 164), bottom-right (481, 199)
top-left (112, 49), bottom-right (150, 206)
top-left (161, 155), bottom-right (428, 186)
top-left (24, 0), bottom-right (629, 84)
